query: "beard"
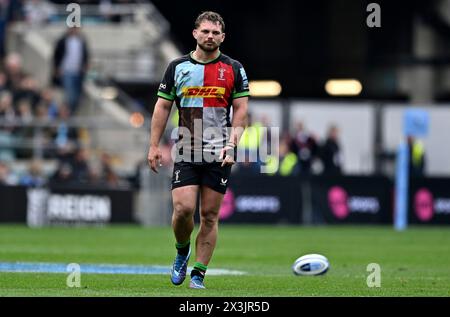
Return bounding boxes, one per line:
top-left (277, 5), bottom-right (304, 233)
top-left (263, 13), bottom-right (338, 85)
top-left (198, 41), bottom-right (220, 52)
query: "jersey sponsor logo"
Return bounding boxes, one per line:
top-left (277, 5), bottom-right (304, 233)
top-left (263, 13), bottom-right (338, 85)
top-left (182, 86), bottom-right (225, 98)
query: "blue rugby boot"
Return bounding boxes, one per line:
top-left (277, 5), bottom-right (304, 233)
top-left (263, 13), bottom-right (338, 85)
top-left (170, 248), bottom-right (191, 285)
top-left (189, 274), bottom-right (206, 289)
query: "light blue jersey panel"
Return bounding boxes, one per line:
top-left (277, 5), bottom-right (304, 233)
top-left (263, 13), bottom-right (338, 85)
top-left (175, 61), bottom-right (204, 108)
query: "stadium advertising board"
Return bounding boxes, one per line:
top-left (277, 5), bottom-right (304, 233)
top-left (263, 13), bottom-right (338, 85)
top-left (409, 178), bottom-right (450, 225)
top-left (0, 185), bottom-right (134, 226)
top-left (310, 176), bottom-right (392, 224)
top-left (217, 175), bottom-right (302, 224)
top-left (28, 186), bottom-right (135, 226)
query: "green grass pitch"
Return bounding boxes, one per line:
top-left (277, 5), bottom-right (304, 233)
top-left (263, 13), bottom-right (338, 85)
top-left (0, 225), bottom-right (449, 296)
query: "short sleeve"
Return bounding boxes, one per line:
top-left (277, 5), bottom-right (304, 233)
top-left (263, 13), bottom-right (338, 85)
top-left (157, 62), bottom-right (176, 101)
top-left (232, 62), bottom-right (250, 99)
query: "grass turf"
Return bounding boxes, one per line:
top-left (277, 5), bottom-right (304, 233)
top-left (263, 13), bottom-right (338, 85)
top-left (0, 225), bottom-right (449, 296)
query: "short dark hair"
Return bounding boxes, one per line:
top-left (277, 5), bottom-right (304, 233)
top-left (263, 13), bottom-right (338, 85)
top-left (195, 11), bottom-right (225, 33)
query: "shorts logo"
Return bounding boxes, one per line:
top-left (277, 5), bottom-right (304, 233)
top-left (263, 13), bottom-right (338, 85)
top-left (182, 86), bottom-right (225, 98)
top-left (218, 68), bottom-right (226, 81)
top-left (174, 170), bottom-right (181, 183)
top-left (220, 178), bottom-right (228, 186)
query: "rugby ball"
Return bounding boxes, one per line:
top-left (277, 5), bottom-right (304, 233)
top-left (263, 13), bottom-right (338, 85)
top-left (292, 254), bottom-right (329, 276)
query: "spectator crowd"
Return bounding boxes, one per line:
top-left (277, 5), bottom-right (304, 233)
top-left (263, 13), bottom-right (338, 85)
top-left (235, 116), bottom-right (343, 177)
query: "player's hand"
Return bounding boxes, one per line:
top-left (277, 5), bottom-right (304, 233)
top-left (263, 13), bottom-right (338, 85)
top-left (220, 143), bottom-right (236, 167)
top-left (148, 145), bottom-right (162, 173)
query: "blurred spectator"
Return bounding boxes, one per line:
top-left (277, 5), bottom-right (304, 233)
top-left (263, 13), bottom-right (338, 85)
top-left (35, 103), bottom-right (49, 120)
top-left (0, 90), bottom-right (15, 130)
top-left (71, 147), bottom-right (90, 182)
top-left (265, 132), bottom-right (298, 176)
top-left (0, 1), bottom-right (24, 58)
top-left (4, 53), bottom-right (25, 92)
top-left (23, 0), bottom-right (55, 25)
top-left (52, 27), bottom-right (90, 114)
top-left (99, 0), bottom-right (138, 23)
top-left (320, 124), bottom-right (342, 176)
top-left (99, 151), bottom-right (129, 187)
top-left (0, 71), bottom-right (7, 92)
top-left (38, 87), bottom-right (59, 119)
top-left (104, 166), bottom-right (119, 186)
top-left (49, 162), bottom-right (73, 185)
top-left (0, 91), bottom-right (16, 160)
top-left (14, 98), bottom-right (34, 158)
top-left (48, 104), bottom-right (78, 161)
top-left (13, 75), bottom-right (41, 109)
top-left (290, 121), bottom-right (319, 175)
top-left (19, 159), bottom-right (46, 187)
top-left (407, 135), bottom-right (425, 177)
top-left (0, 160), bottom-right (18, 185)
top-left (87, 161), bottom-right (103, 185)
top-left (238, 112), bottom-right (262, 165)
top-left (16, 98), bottom-right (33, 123)
top-left (99, 0), bottom-right (121, 23)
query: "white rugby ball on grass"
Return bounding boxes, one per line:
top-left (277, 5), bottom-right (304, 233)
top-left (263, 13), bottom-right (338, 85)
top-left (292, 254), bottom-right (329, 276)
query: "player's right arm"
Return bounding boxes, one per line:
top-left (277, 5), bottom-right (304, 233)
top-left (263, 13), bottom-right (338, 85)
top-left (148, 60), bottom-right (177, 173)
top-left (148, 97), bottom-right (173, 173)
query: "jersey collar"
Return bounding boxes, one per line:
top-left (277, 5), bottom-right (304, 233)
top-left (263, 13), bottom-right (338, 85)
top-left (189, 50), bottom-right (221, 65)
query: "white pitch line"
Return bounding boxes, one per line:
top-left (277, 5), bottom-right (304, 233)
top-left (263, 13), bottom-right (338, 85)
top-left (0, 262), bottom-right (247, 276)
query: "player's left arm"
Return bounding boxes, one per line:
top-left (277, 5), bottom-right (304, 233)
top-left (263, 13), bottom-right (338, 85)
top-left (221, 96), bottom-right (248, 166)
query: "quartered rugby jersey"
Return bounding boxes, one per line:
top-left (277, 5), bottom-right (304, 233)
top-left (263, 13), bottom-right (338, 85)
top-left (157, 51), bottom-right (250, 156)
